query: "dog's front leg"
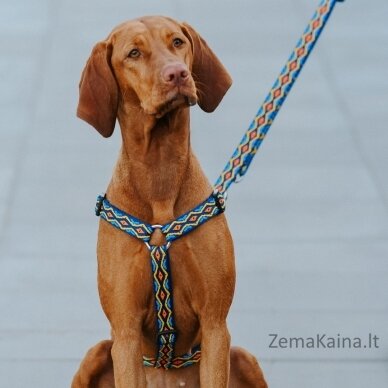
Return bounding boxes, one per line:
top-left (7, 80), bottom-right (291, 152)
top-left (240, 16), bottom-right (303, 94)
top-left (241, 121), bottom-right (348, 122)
top-left (111, 327), bottom-right (147, 388)
top-left (200, 321), bottom-right (231, 388)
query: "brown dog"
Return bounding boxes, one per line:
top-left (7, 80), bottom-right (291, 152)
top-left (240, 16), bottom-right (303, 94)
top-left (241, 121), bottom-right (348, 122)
top-left (72, 340), bottom-right (267, 387)
top-left (74, 16), bottom-right (267, 388)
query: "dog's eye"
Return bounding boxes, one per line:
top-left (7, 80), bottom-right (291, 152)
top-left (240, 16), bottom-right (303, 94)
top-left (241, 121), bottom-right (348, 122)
top-left (128, 48), bottom-right (140, 58)
top-left (172, 38), bottom-right (184, 48)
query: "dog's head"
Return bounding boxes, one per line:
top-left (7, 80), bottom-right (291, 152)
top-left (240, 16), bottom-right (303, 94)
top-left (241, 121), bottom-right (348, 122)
top-left (77, 16), bottom-right (232, 137)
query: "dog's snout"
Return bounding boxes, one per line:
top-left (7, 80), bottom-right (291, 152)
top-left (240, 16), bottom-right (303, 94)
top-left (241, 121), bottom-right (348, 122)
top-left (162, 63), bottom-right (189, 85)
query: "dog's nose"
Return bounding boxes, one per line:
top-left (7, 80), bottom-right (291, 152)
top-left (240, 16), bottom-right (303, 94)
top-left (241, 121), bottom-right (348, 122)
top-left (162, 63), bottom-right (189, 85)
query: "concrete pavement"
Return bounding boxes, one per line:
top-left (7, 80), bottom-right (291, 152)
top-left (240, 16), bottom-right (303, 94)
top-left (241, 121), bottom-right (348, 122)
top-left (1, 0), bottom-right (387, 387)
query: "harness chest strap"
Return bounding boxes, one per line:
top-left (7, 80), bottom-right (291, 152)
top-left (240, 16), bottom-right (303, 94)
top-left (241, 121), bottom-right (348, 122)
top-left (95, 191), bottom-right (226, 369)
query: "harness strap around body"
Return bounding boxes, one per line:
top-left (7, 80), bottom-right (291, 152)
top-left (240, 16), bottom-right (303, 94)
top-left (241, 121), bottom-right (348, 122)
top-left (95, 191), bottom-right (225, 369)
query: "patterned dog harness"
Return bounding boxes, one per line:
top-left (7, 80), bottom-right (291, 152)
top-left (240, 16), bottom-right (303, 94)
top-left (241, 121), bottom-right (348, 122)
top-left (95, 0), bottom-right (344, 370)
top-left (95, 191), bottom-right (226, 369)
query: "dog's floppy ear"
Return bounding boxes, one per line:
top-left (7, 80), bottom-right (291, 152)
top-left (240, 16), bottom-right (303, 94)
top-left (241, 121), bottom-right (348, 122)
top-left (77, 41), bottom-right (119, 138)
top-left (181, 22), bottom-right (232, 113)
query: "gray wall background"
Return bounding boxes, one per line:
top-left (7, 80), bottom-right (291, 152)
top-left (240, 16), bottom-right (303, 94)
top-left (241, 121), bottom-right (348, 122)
top-left (0, 0), bottom-right (387, 387)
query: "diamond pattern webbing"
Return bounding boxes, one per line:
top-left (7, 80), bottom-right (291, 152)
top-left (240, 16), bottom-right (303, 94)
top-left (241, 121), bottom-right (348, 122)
top-left (149, 245), bottom-right (176, 369)
top-left (143, 345), bottom-right (201, 369)
top-left (96, 191), bottom-right (225, 244)
top-left (95, 191), bottom-right (224, 369)
top-left (214, 0), bottom-right (343, 194)
top-left (163, 191), bottom-right (226, 243)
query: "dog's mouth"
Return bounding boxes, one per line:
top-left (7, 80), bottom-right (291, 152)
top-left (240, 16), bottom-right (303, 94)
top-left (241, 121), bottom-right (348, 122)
top-left (153, 92), bottom-right (197, 119)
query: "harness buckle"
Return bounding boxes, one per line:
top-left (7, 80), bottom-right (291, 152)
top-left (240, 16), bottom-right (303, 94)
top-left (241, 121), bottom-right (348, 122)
top-left (212, 191), bottom-right (226, 213)
top-left (95, 194), bottom-right (106, 216)
top-left (145, 241), bottom-right (171, 251)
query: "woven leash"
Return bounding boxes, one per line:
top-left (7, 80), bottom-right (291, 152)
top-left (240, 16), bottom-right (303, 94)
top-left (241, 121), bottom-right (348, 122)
top-left (214, 0), bottom-right (344, 195)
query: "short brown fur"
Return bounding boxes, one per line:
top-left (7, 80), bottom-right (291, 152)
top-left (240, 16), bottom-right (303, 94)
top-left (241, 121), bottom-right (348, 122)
top-left (73, 16), bottom-right (267, 388)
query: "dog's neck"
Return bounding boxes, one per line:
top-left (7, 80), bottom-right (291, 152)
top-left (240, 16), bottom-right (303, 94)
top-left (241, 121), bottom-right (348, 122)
top-left (107, 104), bottom-right (210, 224)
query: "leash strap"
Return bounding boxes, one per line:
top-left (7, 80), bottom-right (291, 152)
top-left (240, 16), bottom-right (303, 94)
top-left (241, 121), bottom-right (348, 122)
top-left (214, 0), bottom-right (344, 194)
top-left (95, 191), bottom-right (225, 369)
